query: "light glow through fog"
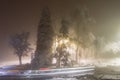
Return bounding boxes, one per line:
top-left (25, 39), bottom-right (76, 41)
top-left (52, 37), bottom-right (95, 65)
top-left (0, 59), bottom-right (30, 66)
top-left (52, 38), bottom-right (77, 54)
top-left (79, 59), bottom-right (94, 66)
top-left (52, 37), bottom-right (77, 62)
top-left (105, 41), bottom-right (120, 53)
top-left (110, 58), bottom-right (120, 66)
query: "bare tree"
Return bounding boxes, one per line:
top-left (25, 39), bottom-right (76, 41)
top-left (9, 32), bottom-right (31, 65)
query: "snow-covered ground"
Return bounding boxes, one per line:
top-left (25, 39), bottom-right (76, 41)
top-left (46, 75), bottom-right (97, 80)
top-left (47, 78), bottom-right (78, 80)
top-left (94, 65), bottom-right (120, 79)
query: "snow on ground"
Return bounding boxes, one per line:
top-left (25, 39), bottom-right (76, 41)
top-left (46, 75), bottom-right (97, 80)
top-left (47, 78), bottom-right (78, 80)
top-left (94, 65), bottom-right (120, 79)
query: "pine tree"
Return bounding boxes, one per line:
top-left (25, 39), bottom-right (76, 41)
top-left (54, 18), bottom-right (71, 67)
top-left (31, 7), bottom-right (54, 69)
top-left (60, 19), bottom-right (69, 38)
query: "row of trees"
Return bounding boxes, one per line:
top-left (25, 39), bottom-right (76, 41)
top-left (9, 8), bottom-right (71, 68)
top-left (10, 7), bottom-right (102, 69)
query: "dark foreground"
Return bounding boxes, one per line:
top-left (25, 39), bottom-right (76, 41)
top-left (0, 75), bottom-right (98, 80)
top-left (1, 65), bottom-right (120, 80)
top-left (0, 66), bottom-right (95, 80)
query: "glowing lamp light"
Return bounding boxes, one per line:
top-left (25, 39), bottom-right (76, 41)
top-left (52, 37), bottom-right (77, 62)
top-left (52, 36), bottom-right (95, 66)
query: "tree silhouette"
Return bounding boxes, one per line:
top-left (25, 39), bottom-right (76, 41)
top-left (71, 6), bottom-right (96, 64)
top-left (60, 19), bottom-right (69, 37)
top-left (54, 18), bottom-right (71, 67)
top-left (9, 32), bottom-right (31, 65)
top-left (31, 7), bottom-right (54, 69)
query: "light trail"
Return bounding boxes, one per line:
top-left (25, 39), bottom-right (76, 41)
top-left (0, 66), bottom-right (94, 78)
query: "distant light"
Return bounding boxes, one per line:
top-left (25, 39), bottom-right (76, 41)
top-left (52, 58), bottom-right (57, 64)
top-left (109, 58), bottom-right (120, 66)
top-left (79, 59), bottom-right (94, 66)
top-left (105, 41), bottom-right (120, 53)
top-left (52, 37), bottom-right (77, 61)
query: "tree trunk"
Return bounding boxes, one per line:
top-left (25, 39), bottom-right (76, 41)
top-left (76, 43), bottom-right (79, 64)
top-left (76, 47), bottom-right (78, 63)
top-left (18, 56), bottom-right (22, 65)
top-left (58, 55), bottom-right (61, 67)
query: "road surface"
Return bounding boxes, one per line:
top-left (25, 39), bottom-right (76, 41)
top-left (0, 66), bottom-right (95, 80)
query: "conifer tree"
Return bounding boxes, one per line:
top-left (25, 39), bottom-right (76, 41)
top-left (31, 7), bottom-right (54, 69)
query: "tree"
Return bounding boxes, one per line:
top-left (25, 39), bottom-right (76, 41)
top-left (54, 18), bottom-right (71, 67)
top-left (9, 32), bottom-right (31, 65)
top-left (31, 7), bottom-right (54, 69)
top-left (71, 6), bottom-right (96, 64)
top-left (60, 19), bottom-right (69, 37)
top-left (55, 43), bottom-right (71, 67)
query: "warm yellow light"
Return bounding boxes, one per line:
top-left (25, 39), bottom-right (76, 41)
top-left (52, 36), bottom-right (95, 66)
top-left (52, 37), bottom-right (77, 61)
top-left (59, 38), bottom-right (69, 45)
top-left (66, 42), bottom-right (77, 55)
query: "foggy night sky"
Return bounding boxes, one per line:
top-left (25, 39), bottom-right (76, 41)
top-left (0, 0), bottom-right (120, 65)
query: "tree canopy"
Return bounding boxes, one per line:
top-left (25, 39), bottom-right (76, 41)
top-left (9, 32), bottom-right (31, 65)
top-left (31, 7), bottom-right (54, 69)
